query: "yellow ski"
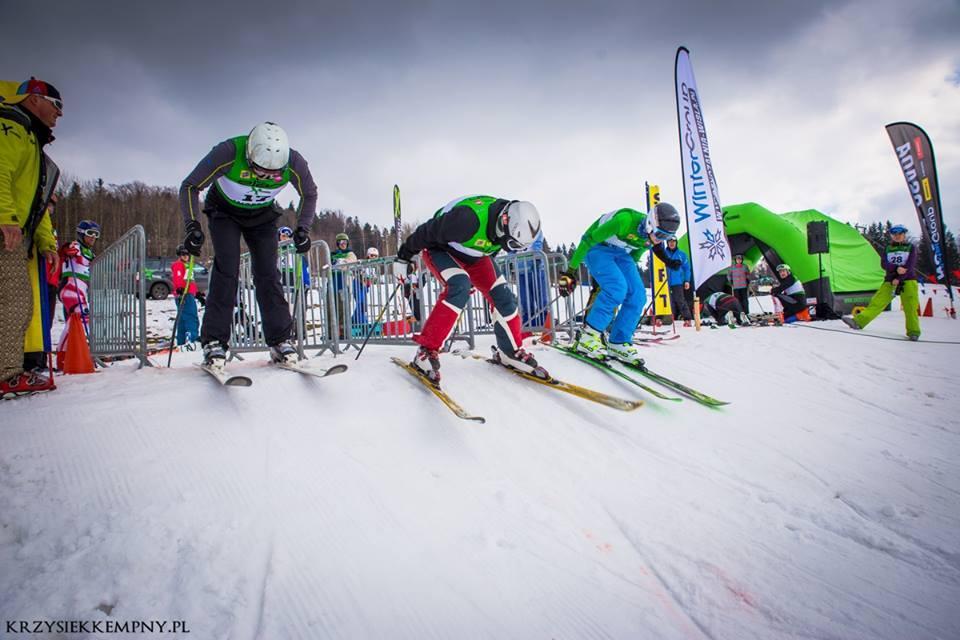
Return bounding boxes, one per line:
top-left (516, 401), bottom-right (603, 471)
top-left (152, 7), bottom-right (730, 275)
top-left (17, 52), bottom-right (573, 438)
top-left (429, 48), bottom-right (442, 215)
top-left (391, 357), bottom-right (486, 423)
top-left (460, 351), bottom-right (643, 412)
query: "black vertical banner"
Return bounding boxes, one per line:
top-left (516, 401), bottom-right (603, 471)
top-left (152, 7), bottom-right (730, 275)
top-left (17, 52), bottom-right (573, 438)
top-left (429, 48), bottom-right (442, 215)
top-left (885, 122), bottom-right (954, 303)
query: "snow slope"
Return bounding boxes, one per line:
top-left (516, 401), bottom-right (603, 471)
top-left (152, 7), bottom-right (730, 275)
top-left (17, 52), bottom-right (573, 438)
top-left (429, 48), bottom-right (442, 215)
top-left (2, 310), bottom-right (959, 639)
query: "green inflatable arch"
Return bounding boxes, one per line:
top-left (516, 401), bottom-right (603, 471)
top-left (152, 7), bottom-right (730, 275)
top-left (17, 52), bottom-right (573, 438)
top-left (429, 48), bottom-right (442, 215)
top-left (678, 202), bottom-right (884, 313)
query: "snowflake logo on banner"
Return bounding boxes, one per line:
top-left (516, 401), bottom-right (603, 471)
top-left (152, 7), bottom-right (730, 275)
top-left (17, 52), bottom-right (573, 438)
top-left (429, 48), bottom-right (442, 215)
top-left (699, 227), bottom-right (727, 261)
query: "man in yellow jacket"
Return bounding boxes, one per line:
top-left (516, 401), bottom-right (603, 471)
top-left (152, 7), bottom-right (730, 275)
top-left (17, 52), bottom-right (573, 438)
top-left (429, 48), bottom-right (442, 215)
top-left (0, 77), bottom-right (62, 397)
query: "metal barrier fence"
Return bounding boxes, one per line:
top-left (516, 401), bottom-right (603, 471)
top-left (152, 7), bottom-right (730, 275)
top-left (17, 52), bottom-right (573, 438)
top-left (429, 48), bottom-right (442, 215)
top-left (456, 250), bottom-right (570, 342)
top-left (229, 246), bottom-right (591, 355)
top-left (89, 225), bottom-right (150, 366)
top-left (338, 250), bottom-right (580, 352)
top-left (295, 240), bottom-right (339, 356)
top-left (231, 239), bottom-right (339, 357)
top-left (88, 231), bottom-right (590, 365)
top-left (330, 256), bottom-right (422, 352)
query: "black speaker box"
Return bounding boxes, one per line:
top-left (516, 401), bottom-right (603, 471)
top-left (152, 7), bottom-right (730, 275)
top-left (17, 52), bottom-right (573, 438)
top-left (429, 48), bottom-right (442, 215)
top-left (807, 221), bottom-right (829, 254)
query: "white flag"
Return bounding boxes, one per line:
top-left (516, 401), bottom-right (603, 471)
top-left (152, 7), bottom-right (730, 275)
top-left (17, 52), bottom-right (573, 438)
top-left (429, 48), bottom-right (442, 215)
top-left (675, 46), bottom-right (729, 289)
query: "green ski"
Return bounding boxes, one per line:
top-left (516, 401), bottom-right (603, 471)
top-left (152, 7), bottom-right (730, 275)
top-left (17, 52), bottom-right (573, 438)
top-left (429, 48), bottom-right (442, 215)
top-left (615, 359), bottom-right (729, 407)
top-left (544, 342), bottom-right (681, 402)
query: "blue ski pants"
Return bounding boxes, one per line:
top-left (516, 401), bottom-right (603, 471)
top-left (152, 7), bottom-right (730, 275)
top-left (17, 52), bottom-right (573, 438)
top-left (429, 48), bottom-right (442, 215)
top-left (584, 245), bottom-right (646, 344)
top-left (176, 294), bottom-right (199, 345)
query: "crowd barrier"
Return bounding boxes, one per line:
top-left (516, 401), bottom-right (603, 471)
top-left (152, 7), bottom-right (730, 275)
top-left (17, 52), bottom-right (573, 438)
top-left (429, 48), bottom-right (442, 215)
top-left (232, 240), bottom-right (339, 357)
top-left (88, 225), bottom-right (150, 366)
top-left (92, 232), bottom-right (587, 362)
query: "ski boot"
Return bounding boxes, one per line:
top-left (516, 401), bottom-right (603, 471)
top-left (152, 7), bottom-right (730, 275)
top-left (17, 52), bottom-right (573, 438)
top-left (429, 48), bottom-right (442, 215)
top-left (412, 346), bottom-right (442, 385)
top-left (494, 346), bottom-right (550, 380)
top-left (907, 334), bottom-right (919, 342)
top-left (723, 311), bottom-right (737, 328)
top-left (682, 320), bottom-right (692, 328)
top-left (269, 340), bottom-right (298, 365)
top-left (202, 341), bottom-right (228, 371)
top-left (607, 342), bottom-right (645, 368)
top-left (840, 315), bottom-right (861, 330)
top-left (0, 370), bottom-right (56, 400)
top-left (575, 325), bottom-right (606, 361)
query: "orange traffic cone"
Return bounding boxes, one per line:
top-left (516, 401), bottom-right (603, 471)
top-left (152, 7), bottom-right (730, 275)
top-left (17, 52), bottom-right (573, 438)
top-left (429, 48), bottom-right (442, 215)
top-left (57, 313), bottom-right (95, 374)
top-left (540, 312), bottom-right (553, 344)
top-left (922, 298), bottom-right (934, 317)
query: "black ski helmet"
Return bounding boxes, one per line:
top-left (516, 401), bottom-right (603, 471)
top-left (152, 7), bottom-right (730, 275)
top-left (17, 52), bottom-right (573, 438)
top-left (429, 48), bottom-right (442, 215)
top-left (652, 203), bottom-right (680, 235)
top-left (176, 244), bottom-right (189, 257)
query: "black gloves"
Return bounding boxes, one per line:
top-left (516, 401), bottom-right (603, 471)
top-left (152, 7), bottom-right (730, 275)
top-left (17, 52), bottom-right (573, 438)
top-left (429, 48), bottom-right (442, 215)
top-left (651, 243), bottom-right (672, 265)
top-left (293, 226), bottom-right (311, 254)
top-left (557, 269), bottom-right (578, 297)
top-left (175, 287), bottom-right (184, 298)
top-left (666, 259), bottom-right (682, 269)
top-left (183, 221), bottom-right (204, 256)
top-left (195, 291), bottom-right (206, 306)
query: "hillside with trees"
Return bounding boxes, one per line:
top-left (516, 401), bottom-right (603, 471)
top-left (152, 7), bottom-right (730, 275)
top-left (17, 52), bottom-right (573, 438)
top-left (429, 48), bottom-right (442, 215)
top-left (51, 177), bottom-right (414, 259)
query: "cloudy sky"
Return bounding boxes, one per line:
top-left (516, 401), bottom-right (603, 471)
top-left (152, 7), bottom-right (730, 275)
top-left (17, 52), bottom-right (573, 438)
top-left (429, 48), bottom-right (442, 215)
top-left (4, 0), bottom-right (958, 247)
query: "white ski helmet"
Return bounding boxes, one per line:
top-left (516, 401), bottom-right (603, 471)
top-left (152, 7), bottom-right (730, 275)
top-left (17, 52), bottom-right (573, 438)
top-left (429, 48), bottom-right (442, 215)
top-left (497, 200), bottom-right (542, 251)
top-left (366, 247), bottom-right (380, 258)
top-left (247, 122), bottom-right (290, 171)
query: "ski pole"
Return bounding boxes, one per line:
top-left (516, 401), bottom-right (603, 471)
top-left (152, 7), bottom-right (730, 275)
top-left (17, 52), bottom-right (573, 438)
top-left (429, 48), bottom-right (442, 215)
top-left (167, 256), bottom-right (195, 368)
top-left (293, 248), bottom-right (305, 357)
top-left (528, 291), bottom-right (562, 328)
top-left (355, 279), bottom-right (402, 360)
top-left (638, 279), bottom-right (670, 333)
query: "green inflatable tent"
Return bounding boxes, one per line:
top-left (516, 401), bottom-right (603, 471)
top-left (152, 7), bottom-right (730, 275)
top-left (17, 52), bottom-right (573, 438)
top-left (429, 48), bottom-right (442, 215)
top-left (677, 203), bottom-right (884, 314)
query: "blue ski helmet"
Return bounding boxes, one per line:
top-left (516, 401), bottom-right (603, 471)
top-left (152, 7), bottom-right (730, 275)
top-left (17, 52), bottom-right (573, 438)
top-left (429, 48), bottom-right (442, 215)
top-left (76, 219), bottom-right (101, 241)
top-left (278, 226), bottom-right (293, 240)
top-left (889, 224), bottom-right (908, 235)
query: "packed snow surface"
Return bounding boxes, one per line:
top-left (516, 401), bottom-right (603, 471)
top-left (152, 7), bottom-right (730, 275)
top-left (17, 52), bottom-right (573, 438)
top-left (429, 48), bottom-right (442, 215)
top-left (2, 304), bottom-right (959, 639)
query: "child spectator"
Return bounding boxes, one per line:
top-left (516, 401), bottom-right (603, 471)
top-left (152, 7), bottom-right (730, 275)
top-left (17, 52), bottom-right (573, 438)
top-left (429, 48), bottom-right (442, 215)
top-left (727, 254), bottom-right (752, 313)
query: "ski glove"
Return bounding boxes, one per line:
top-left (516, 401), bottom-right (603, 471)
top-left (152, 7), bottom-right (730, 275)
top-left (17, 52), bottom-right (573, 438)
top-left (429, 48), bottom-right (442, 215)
top-left (293, 226), bottom-right (311, 254)
top-left (195, 291), bottom-right (207, 306)
top-left (557, 269), bottom-right (578, 297)
top-left (392, 258), bottom-right (410, 281)
top-left (183, 221), bottom-right (204, 257)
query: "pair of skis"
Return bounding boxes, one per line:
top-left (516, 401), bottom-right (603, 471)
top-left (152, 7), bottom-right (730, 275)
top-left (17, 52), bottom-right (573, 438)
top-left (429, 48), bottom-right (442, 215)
top-left (392, 348), bottom-right (644, 423)
top-left (546, 343), bottom-right (727, 407)
top-left (634, 332), bottom-right (680, 343)
top-left (194, 360), bottom-right (348, 387)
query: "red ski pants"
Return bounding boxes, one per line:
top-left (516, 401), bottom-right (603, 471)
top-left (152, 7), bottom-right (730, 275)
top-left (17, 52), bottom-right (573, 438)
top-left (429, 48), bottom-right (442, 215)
top-left (415, 250), bottom-right (523, 353)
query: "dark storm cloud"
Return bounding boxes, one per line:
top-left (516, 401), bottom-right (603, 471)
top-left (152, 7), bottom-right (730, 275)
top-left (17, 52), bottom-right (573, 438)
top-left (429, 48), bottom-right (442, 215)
top-left (6, 0), bottom-right (840, 102)
top-left (2, 0), bottom-right (957, 243)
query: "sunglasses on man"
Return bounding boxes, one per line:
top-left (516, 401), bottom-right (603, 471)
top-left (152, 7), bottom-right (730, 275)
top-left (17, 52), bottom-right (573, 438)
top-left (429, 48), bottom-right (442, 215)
top-left (37, 95), bottom-right (63, 111)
